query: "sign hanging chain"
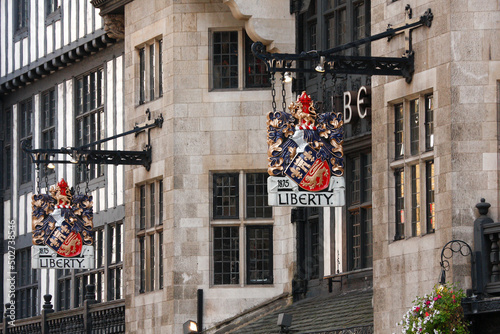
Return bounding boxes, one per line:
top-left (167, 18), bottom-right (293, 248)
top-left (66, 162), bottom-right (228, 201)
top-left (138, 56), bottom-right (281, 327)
top-left (271, 72), bottom-right (277, 112)
top-left (44, 165), bottom-right (49, 193)
top-left (85, 164), bottom-right (91, 195)
top-left (281, 73), bottom-right (287, 112)
top-left (76, 164), bottom-right (81, 194)
top-left (331, 73), bottom-right (338, 113)
top-left (36, 163), bottom-right (41, 194)
top-left (321, 73), bottom-right (327, 113)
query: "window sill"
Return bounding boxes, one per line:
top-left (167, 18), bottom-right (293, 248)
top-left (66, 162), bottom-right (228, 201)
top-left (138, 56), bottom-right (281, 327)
top-left (323, 267), bottom-right (373, 281)
top-left (14, 27), bottom-right (28, 42)
top-left (45, 7), bottom-right (61, 25)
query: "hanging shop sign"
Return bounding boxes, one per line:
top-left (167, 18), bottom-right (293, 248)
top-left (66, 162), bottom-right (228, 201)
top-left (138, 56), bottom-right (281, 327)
top-left (267, 91), bottom-right (345, 207)
top-left (32, 179), bottom-right (94, 269)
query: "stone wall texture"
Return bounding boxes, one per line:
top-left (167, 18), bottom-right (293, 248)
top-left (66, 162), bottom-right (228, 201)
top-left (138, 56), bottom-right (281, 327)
top-left (371, 0), bottom-right (500, 332)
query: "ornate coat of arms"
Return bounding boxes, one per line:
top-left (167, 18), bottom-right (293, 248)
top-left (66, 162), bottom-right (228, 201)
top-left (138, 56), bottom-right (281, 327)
top-left (32, 179), bottom-right (93, 258)
top-left (267, 91), bottom-right (345, 207)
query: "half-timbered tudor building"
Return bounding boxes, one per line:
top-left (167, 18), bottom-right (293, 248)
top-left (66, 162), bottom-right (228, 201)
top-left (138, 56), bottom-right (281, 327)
top-left (0, 0), bottom-right (127, 327)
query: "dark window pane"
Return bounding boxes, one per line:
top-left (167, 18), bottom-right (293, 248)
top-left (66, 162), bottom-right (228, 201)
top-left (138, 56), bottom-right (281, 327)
top-left (246, 173), bottom-right (272, 218)
top-left (425, 94), bottom-right (434, 151)
top-left (213, 31), bottom-right (239, 89)
top-left (410, 99), bottom-right (419, 155)
top-left (395, 168), bottom-right (405, 239)
top-left (247, 226), bottom-right (273, 284)
top-left (139, 237), bottom-right (146, 293)
top-left (426, 160), bottom-right (435, 233)
top-left (139, 48), bottom-right (146, 103)
top-left (411, 165), bottom-right (420, 236)
top-left (395, 103), bottom-right (404, 159)
top-left (213, 227), bottom-right (239, 285)
top-left (213, 174), bottom-right (239, 219)
top-left (244, 33), bottom-right (270, 88)
top-left (140, 185), bottom-right (146, 229)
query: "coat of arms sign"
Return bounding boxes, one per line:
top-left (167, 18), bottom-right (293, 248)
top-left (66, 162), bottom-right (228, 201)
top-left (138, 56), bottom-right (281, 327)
top-left (267, 91), bottom-right (345, 207)
top-left (32, 179), bottom-right (95, 269)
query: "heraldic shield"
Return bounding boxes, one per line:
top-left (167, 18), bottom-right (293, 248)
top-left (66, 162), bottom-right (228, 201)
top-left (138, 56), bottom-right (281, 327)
top-left (32, 179), bottom-right (93, 257)
top-left (285, 145), bottom-right (330, 192)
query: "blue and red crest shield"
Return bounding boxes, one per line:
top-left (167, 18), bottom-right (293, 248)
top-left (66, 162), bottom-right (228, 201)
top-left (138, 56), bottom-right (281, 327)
top-left (285, 145), bottom-right (330, 192)
top-left (32, 179), bottom-right (93, 257)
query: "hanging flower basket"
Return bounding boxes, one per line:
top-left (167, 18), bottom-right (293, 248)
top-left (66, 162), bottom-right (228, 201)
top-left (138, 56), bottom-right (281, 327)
top-left (397, 283), bottom-right (470, 334)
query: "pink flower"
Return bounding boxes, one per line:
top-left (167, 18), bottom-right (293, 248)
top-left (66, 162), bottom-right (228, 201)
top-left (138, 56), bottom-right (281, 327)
top-left (426, 300), bottom-right (431, 306)
top-left (415, 307), bottom-right (420, 313)
top-left (434, 297), bottom-right (438, 301)
top-left (438, 295), bottom-right (442, 299)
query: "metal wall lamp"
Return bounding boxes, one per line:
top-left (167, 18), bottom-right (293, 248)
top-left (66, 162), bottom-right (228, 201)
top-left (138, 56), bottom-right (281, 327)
top-left (23, 110), bottom-right (163, 171)
top-left (252, 6), bottom-right (433, 83)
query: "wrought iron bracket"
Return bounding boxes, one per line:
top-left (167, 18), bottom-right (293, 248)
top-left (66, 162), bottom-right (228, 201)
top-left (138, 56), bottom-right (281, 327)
top-left (439, 239), bottom-right (475, 286)
top-left (23, 110), bottom-right (163, 171)
top-left (252, 6), bottom-right (432, 83)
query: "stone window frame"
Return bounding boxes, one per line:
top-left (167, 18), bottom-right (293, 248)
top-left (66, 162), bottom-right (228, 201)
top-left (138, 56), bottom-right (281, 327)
top-left (136, 179), bottom-right (164, 294)
top-left (210, 171), bottom-right (274, 287)
top-left (209, 28), bottom-right (270, 91)
top-left (390, 92), bottom-right (435, 240)
top-left (136, 37), bottom-right (163, 106)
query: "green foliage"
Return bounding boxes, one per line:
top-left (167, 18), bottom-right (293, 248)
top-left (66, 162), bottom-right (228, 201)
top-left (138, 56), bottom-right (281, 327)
top-left (397, 284), bottom-right (470, 334)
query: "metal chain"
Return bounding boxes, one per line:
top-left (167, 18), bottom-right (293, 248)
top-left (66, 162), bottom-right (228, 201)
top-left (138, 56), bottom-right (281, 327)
top-left (321, 73), bottom-right (327, 113)
top-left (85, 164), bottom-right (91, 195)
top-left (281, 73), bottom-right (287, 112)
top-left (44, 165), bottom-right (49, 194)
top-left (36, 164), bottom-right (41, 194)
top-left (331, 73), bottom-right (337, 112)
top-left (76, 164), bottom-right (81, 194)
top-left (271, 72), bottom-right (277, 112)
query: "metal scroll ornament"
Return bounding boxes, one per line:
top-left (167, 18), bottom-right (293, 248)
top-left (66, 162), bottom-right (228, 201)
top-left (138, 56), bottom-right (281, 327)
top-left (32, 179), bottom-right (93, 258)
top-left (267, 92), bottom-right (345, 207)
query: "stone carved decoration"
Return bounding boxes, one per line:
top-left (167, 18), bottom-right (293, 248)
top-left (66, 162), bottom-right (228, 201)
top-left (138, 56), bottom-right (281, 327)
top-left (103, 14), bottom-right (125, 40)
top-left (223, 0), bottom-right (294, 53)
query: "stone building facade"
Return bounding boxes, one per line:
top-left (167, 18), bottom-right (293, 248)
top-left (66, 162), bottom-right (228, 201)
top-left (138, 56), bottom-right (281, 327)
top-left (370, 0), bottom-right (500, 332)
top-left (120, 0), bottom-right (295, 332)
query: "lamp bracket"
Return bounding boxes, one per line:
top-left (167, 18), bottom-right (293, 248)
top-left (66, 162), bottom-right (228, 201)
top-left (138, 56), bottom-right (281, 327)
top-left (252, 6), bottom-right (432, 83)
top-left (23, 110), bottom-right (163, 171)
top-left (440, 239), bottom-right (474, 271)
